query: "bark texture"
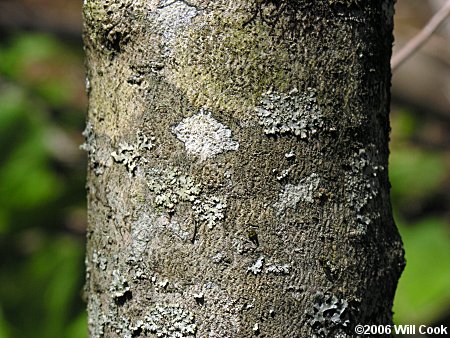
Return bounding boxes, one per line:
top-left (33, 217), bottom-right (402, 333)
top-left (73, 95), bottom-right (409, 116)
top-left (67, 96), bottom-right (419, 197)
top-left (83, 0), bottom-right (405, 337)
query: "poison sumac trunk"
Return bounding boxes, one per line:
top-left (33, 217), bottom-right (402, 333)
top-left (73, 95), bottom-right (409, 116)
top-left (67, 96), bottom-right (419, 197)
top-left (83, 0), bottom-right (404, 337)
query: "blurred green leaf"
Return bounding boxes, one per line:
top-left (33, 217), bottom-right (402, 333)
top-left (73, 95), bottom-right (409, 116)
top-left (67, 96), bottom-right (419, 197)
top-left (0, 306), bottom-right (12, 338)
top-left (0, 209), bottom-right (10, 235)
top-left (0, 87), bottom-right (25, 128)
top-left (391, 109), bottom-right (417, 142)
top-left (66, 312), bottom-right (87, 338)
top-left (393, 218), bottom-right (450, 324)
top-left (0, 34), bottom-right (62, 75)
top-left (0, 143), bottom-right (62, 210)
top-left (0, 88), bottom-right (62, 211)
top-left (39, 237), bottom-right (85, 337)
top-left (0, 31), bottom-right (86, 338)
top-left (0, 33), bottom-right (82, 106)
top-left (35, 79), bottom-right (73, 106)
top-left (0, 236), bottom-right (85, 338)
top-left (390, 147), bottom-right (447, 204)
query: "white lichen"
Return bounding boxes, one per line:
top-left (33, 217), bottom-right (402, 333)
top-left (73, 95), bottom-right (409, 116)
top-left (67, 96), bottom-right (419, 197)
top-left (110, 269), bottom-right (130, 300)
top-left (274, 173), bottom-right (320, 214)
top-left (85, 76), bottom-right (91, 92)
top-left (150, 0), bottom-right (198, 57)
top-left (172, 109), bottom-right (239, 161)
top-left (111, 131), bottom-right (155, 175)
top-left (266, 264), bottom-right (291, 275)
top-left (131, 216), bottom-right (152, 258)
top-left (211, 252), bottom-right (225, 264)
top-left (87, 294), bottom-right (109, 338)
top-left (255, 88), bottom-right (323, 138)
top-left (131, 212), bottom-right (192, 261)
top-left (91, 250), bottom-right (108, 271)
top-left (129, 258), bottom-right (148, 280)
top-left (345, 144), bottom-right (383, 229)
top-left (276, 168), bottom-right (290, 181)
top-left (147, 168), bottom-right (201, 213)
top-left (165, 218), bottom-right (191, 241)
top-left (157, 278), bottom-right (169, 289)
top-left (102, 303), bottom-right (196, 338)
top-left (285, 150), bottom-right (295, 159)
top-left (306, 292), bottom-right (351, 338)
top-left (80, 122), bottom-right (96, 153)
top-left (142, 304), bottom-right (197, 337)
top-left (80, 122), bottom-right (105, 175)
top-left (247, 256), bottom-right (264, 275)
top-left (192, 195), bottom-right (227, 229)
top-left (193, 292), bottom-right (204, 302)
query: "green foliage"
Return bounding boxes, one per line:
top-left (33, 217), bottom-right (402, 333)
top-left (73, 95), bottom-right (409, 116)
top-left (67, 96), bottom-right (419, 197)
top-left (0, 87), bottom-right (62, 215)
top-left (0, 306), bottom-right (12, 338)
top-left (390, 109), bottom-right (450, 325)
top-left (390, 147), bottom-right (447, 205)
top-left (0, 32), bottom-right (87, 337)
top-left (0, 237), bottom-right (85, 338)
top-left (0, 26), bottom-right (447, 338)
top-left (394, 218), bottom-right (450, 324)
top-left (66, 312), bottom-right (88, 338)
top-left (0, 33), bottom-right (81, 107)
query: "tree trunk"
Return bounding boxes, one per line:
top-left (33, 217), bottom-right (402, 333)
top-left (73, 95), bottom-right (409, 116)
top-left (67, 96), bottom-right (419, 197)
top-left (82, 0), bottom-right (405, 337)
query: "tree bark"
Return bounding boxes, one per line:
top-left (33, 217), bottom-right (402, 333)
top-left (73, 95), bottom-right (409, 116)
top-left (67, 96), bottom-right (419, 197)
top-left (82, 0), bottom-right (405, 337)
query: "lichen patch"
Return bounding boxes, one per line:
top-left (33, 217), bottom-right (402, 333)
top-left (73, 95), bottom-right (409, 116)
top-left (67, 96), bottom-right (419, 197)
top-left (80, 122), bottom-right (96, 154)
top-left (80, 122), bottom-right (106, 175)
top-left (111, 131), bottom-right (155, 175)
top-left (149, 0), bottom-right (198, 57)
top-left (274, 173), bottom-right (320, 214)
top-left (169, 9), bottom-right (299, 115)
top-left (247, 256), bottom-right (264, 275)
top-left (87, 294), bottom-right (108, 338)
top-left (143, 304), bottom-right (197, 337)
top-left (344, 144), bottom-right (384, 230)
top-left (306, 292), bottom-right (351, 337)
top-left (147, 168), bottom-right (201, 213)
top-left (266, 264), bottom-right (291, 275)
top-left (172, 109), bottom-right (239, 161)
top-left (255, 88), bottom-right (323, 138)
top-left (110, 269), bottom-right (131, 300)
top-left (192, 195), bottom-right (227, 229)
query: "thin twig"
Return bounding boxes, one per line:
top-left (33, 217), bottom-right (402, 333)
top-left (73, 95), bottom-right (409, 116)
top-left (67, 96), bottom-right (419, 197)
top-left (392, 0), bottom-right (450, 72)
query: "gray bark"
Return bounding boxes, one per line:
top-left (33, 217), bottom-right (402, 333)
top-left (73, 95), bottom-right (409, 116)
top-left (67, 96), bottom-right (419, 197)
top-left (82, 0), bottom-right (405, 337)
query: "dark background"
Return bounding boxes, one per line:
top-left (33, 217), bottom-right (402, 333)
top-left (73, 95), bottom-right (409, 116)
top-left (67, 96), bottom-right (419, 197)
top-left (0, 0), bottom-right (448, 337)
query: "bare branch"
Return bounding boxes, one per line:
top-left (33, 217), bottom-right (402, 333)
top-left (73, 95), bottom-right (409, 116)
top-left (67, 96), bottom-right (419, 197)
top-left (392, 0), bottom-right (450, 72)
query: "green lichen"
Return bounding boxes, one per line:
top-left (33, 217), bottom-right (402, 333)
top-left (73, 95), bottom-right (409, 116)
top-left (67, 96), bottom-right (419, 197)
top-left (111, 131), bottom-right (155, 175)
top-left (192, 195), bottom-right (227, 229)
top-left (147, 168), bottom-right (201, 213)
